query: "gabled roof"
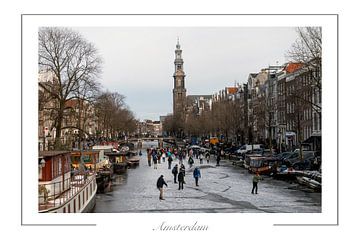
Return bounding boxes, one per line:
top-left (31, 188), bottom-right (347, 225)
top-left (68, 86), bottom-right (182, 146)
top-left (250, 73), bottom-right (258, 78)
top-left (226, 87), bottom-right (238, 94)
top-left (285, 63), bottom-right (303, 73)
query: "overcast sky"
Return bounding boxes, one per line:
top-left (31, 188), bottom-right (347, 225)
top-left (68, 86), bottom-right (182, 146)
top-left (73, 27), bottom-right (298, 121)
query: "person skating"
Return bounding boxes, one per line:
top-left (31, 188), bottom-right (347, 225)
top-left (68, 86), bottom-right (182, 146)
top-left (193, 167), bottom-right (201, 186)
top-left (216, 152), bottom-right (221, 166)
top-left (152, 151), bottom-right (158, 169)
top-left (156, 175), bottom-right (168, 200)
top-left (178, 170), bottom-right (185, 190)
top-left (162, 152), bottom-right (166, 163)
top-left (180, 164), bottom-right (186, 176)
top-left (157, 149), bottom-right (161, 164)
top-left (172, 164), bottom-right (178, 183)
top-left (205, 151), bottom-right (210, 163)
top-left (251, 171), bottom-right (263, 194)
top-left (199, 152), bottom-right (204, 164)
top-left (147, 149), bottom-right (152, 167)
top-left (188, 156), bottom-right (194, 168)
top-left (168, 154), bottom-right (173, 169)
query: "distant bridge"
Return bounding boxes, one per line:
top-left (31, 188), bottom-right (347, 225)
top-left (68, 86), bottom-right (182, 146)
top-left (127, 137), bottom-right (175, 142)
top-left (127, 137), bottom-right (177, 147)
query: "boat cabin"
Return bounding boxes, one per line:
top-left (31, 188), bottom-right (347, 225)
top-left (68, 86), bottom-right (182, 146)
top-left (70, 150), bottom-right (99, 171)
top-left (105, 151), bottom-right (127, 164)
top-left (38, 151), bottom-right (71, 204)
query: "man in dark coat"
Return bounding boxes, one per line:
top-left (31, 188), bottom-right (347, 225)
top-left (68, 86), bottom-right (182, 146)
top-left (178, 171), bottom-right (185, 190)
top-left (172, 164), bottom-right (178, 183)
top-left (178, 164), bottom-right (185, 190)
top-left (156, 175), bottom-right (168, 200)
top-left (216, 152), bottom-right (221, 166)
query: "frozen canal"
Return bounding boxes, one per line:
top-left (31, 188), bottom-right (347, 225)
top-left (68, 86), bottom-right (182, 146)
top-left (93, 141), bottom-right (321, 213)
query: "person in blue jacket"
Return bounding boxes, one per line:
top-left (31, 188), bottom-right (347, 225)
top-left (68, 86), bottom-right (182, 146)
top-left (193, 167), bottom-right (201, 186)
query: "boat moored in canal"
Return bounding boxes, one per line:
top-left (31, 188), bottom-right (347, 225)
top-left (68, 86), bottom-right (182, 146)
top-left (105, 151), bottom-right (128, 174)
top-left (248, 156), bottom-right (271, 174)
top-left (127, 155), bottom-right (141, 167)
top-left (38, 151), bottom-right (97, 213)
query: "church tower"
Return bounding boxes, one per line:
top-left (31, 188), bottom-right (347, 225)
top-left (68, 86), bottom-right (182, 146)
top-left (173, 38), bottom-right (187, 118)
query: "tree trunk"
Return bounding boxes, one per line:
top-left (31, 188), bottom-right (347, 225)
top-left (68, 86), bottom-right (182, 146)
top-left (54, 102), bottom-right (64, 150)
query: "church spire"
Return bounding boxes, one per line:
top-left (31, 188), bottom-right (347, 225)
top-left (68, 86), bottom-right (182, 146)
top-left (174, 38), bottom-right (184, 72)
top-left (173, 38), bottom-right (186, 117)
top-left (176, 37), bottom-right (180, 49)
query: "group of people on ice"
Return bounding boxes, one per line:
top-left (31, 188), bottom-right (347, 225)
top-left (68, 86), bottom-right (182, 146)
top-left (150, 145), bottom-right (263, 200)
top-left (156, 164), bottom-right (202, 200)
top-left (148, 146), bottom-right (206, 200)
top-left (146, 146), bottom-right (211, 170)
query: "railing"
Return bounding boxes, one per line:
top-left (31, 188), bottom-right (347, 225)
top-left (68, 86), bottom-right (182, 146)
top-left (38, 171), bottom-right (95, 212)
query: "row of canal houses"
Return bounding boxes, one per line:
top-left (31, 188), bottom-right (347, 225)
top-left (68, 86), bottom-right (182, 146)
top-left (212, 61), bottom-right (321, 152)
top-left (38, 143), bottom-right (137, 213)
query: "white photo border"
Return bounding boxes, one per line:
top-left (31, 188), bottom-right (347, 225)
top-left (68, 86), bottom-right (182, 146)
top-left (21, 14), bottom-right (338, 230)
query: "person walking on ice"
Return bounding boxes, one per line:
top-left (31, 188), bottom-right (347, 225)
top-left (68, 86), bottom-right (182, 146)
top-left (168, 153), bottom-right (173, 169)
top-left (178, 170), bottom-right (185, 190)
top-left (199, 152), bottom-right (204, 164)
top-left (152, 151), bottom-right (158, 169)
top-left (193, 167), bottom-right (201, 186)
top-left (251, 171), bottom-right (263, 194)
top-left (156, 175), bottom-right (168, 200)
top-left (172, 164), bottom-right (178, 183)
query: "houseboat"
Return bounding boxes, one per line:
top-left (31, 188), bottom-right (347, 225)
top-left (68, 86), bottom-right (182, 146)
top-left (249, 156), bottom-right (270, 174)
top-left (38, 151), bottom-right (97, 213)
top-left (70, 150), bottom-right (99, 171)
top-left (127, 155), bottom-right (141, 167)
top-left (105, 151), bottom-right (128, 174)
top-left (70, 149), bottom-right (112, 193)
top-left (249, 156), bottom-right (283, 175)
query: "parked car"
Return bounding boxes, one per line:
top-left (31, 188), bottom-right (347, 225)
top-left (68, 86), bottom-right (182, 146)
top-left (236, 144), bottom-right (263, 155)
top-left (224, 146), bottom-right (240, 155)
top-left (284, 151), bottom-right (317, 170)
top-left (274, 152), bottom-right (293, 161)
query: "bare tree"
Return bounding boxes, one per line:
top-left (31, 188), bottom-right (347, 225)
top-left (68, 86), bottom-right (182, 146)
top-left (39, 27), bottom-right (102, 149)
top-left (287, 27), bottom-right (322, 116)
top-left (94, 91), bottom-right (137, 139)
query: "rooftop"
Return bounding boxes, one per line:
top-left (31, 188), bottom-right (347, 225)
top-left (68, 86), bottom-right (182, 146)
top-left (226, 87), bottom-right (238, 94)
top-left (285, 63), bottom-right (303, 73)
